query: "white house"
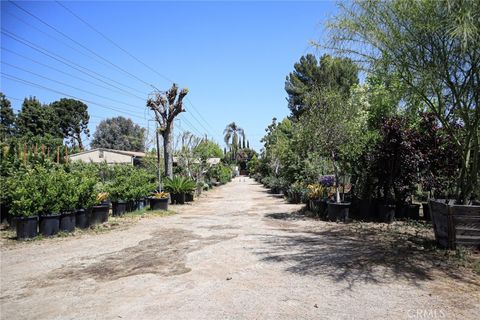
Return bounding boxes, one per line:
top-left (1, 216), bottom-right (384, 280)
top-left (69, 148), bottom-right (145, 165)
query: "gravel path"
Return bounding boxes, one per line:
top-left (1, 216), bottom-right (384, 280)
top-left (1, 177), bottom-right (479, 319)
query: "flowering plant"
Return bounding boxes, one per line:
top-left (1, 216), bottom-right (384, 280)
top-left (319, 175), bottom-right (335, 187)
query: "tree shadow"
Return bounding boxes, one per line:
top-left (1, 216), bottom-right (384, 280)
top-left (258, 213), bottom-right (480, 290)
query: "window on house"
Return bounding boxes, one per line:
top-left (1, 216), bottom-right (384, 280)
top-left (99, 150), bottom-right (104, 158)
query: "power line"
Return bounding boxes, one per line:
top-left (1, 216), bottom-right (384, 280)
top-left (5, 95), bottom-right (136, 122)
top-left (55, 0), bottom-right (175, 85)
top-left (54, 1), bottom-right (216, 138)
top-left (2, 30), bottom-right (205, 138)
top-left (4, 9), bottom-right (118, 76)
top-left (1, 29), bottom-right (146, 99)
top-left (4, 4), bottom-right (210, 140)
top-left (2, 61), bottom-right (144, 111)
top-left (1, 72), bottom-right (146, 121)
top-left (1, 47), bottom-right (141, 100)
top-left (9, 0), bottom-right (155, 90)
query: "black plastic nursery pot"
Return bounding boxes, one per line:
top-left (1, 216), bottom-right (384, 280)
top-left (1, 203), bottom-right (9, 223)
top-left (405, 204), bottom-right (420, 220)
top-left (135, 199), bottom-right (146, 210)
top-left (288, 192), bottom-right (302, 204)
top-left (171, 192), bottom-right (186, 205)
top-left (144, 197), bottom-right (150, 208)
top-left (351, 198), bottom-right (378, 221)
top-left (150, 198), bottom-right (169, 211)
top-left (124, 201), bottom-right (133, 212)
top-left (327, 202), bottom-right (350, 222)
top-left (309, 199), bottom-right (327, 218)
top-left (59, 212), bottom-right (76, 232)
top-left (377, 204), bottom-right (396, 223)
top-left (185, 193), bottom-right (194, 202)
top-left (318, 199), bottom-right (328, 218)
top-left (7, 214), bottom-right (16, 230)
top-left (16, 216), bottom-right (38, 240)
top-left (90, 205), bottom-right (109, 226)
top-left (422, 202), bottom-right (431, 221)
top-left (75, 209), bottom-right (89, 229)
top-left (112, 201), bottom-right (127, 216)
top-left (39, 214), bottom-right (61, 236)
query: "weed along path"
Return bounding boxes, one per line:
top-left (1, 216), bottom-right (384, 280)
top-left (1, 177), bottom-right (479, 319)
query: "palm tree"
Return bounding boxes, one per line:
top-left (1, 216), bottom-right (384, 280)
top-left (223, 122), bottom-right (245, 159)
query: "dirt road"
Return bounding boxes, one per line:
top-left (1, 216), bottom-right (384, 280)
top-left (1, 177), bottom-right (479, 319)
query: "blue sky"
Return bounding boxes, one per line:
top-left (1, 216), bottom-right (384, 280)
top-left (1, 1), bottom-right (338, 151)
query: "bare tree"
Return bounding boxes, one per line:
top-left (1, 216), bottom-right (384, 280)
top-left (147, 84), bottom-right (189, 178)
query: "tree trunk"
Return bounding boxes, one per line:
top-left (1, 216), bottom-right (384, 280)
top-left (76, 132), bottom-right (84, 150)
top-left (332, 151), bottom-right (341, 203)
top-left (163, 123), bottom-right (174, 178)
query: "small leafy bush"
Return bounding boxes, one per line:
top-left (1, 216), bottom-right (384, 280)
top-left (164, 176), bottom-right (196, 193)
top-left (9, 166), bottom-right (46, 217)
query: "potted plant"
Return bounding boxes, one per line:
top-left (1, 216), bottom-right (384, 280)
top-left (9, 168), bottom-right (41, 239)
top-left (128, 169), bottom-right (156, 211)
top-left (287, 182), bottom-right (305, 204)
top-left (107, 175), bottom-right (128, 216)
top-left (184, 178), bottom-right (196, 202)
top-left (39, 167), bottom-right (63, 237)
top-left (321, 174), bottom-right (351, 222)
top-left (90, 191), bottom-right (109, 226)
top-left (369, 117), bottom-right (422, 223)
top-left (58, 169), bottom-right (77, 232)
top-left (306, 184), bottom-right (325, 216)
top-left (164, 176), bottom-right (192, 205)
top-left (73, 170), bottom-right (97, 229)
top-left (149, 192), bottom-right (169, 211)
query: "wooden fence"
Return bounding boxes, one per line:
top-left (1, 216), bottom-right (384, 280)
top-left (429, 200), bottom-right (480, 249)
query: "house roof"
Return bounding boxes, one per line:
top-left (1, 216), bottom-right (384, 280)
top-left (206, 157), bottom-right (221, 165)
top-left (70, 148), bottom-right (146, 158)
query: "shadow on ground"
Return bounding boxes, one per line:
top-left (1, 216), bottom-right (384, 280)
top-left (259, 212), bottom-right (480, 289)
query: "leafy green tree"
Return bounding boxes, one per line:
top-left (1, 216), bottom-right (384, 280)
top-left (261, 118), bottom-right (297, 179)
top-left (16, 97), bottom-right (59, 138)
top-left (224, 122), bottom-right (245, 160)
top-left (295, 80), bottom-right (364, 202)
top-left (285, 54), bottom-right (358, 117)
top-left (91, 116), bottom-right (146, 152)
top-left (224, 122), bottom-right (245, 150)
top-left (50, 98), bottom-right (90, 149)
top-left (0, 93), bottom-right (16, 141)
top-left (327, 0), bottom-right (480, 202)
top-left (193, 139), bottom-right (223, 160)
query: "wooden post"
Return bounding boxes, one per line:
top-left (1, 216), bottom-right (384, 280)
top-left (35, 144), bottom-right (38, 157)
top-left (57, 146), bottom-right (60, 164)
top-left (41, 144), bottom-right (45, 156)
top-left (65, 147), bottom-right (69, 163)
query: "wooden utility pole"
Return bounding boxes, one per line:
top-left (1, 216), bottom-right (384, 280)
top-left (147, 84), bottom-right (189, 178)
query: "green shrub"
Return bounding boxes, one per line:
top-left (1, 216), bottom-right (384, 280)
top-left (207, 163), bottom-right (232, 184)
top-left (125, 168), bottom-right (156, 200)
top-left (164, 176), bottom-right (196, 193)
top-left (9, 167), bottom-right (46, 217)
